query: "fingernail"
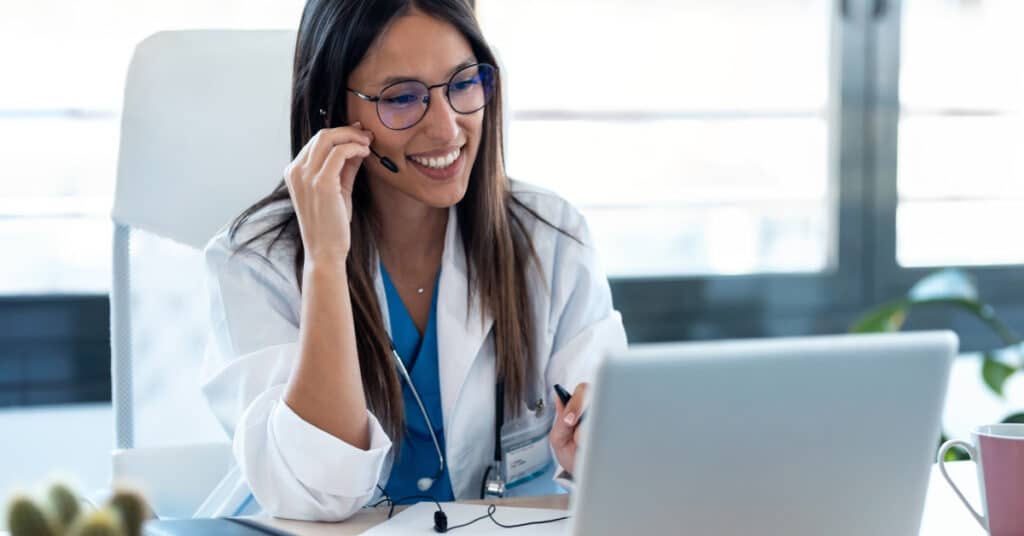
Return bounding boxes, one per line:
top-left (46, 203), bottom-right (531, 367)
top-left (352, 121), bottom-right (362, 128)
top-left (563, 412), bottom-right (576, 426)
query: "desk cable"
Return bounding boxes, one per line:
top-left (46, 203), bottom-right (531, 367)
top-left (373, 486), bottom-right (570, 533)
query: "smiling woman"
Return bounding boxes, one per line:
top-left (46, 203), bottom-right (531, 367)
top-left (199, 0), bottom-right (628, 522)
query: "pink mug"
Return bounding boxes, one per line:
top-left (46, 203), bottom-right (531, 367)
top-left (938, 424), bottom-right (1024, 536)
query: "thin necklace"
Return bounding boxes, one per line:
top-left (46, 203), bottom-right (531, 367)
top-left (385, 266), bottom-right (437, 295)
top-left (380, 249), bottom-right (442, 295)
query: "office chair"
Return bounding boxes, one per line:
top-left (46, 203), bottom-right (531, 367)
top-left (110, 29), bottom-right (293, 518)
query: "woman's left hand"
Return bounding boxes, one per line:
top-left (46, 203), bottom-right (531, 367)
top-left (549, 382), bottom-right (589, 475)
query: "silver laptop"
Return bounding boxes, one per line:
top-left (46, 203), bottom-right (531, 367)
top-left (570, 331), bottom-right (957, 536)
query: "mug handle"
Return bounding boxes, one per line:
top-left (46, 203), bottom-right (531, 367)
top-left (937, 439), bottom-right (986, 529)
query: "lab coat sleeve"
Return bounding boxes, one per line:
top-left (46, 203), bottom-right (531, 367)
top-left (201, 233), bottom-right (392, 521)
top-left (541, 205), bottom-right (629, 485)
top-left (543, 206), bottom-right (628, 397)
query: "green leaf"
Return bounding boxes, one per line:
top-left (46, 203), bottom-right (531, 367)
top-left (938, 433), bottom-right (971, 462)
top-left (1002, 412), bottom-right (1024, 424)
top-left (944, 446), bottom-right (971, 462)
top-left (850, 299), bottom-right (910, 333)
top-left (923, 298), bottom-right (1022, 347)
top-left (852, 269), bottom-right (1022, 345)
top-left (877, 295), bottom-right (1022, 347)
top-left (982, 353), bottom-right (1017, 397)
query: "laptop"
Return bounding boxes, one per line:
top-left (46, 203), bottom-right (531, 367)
top-left (569, 331), bottom-right (957, 536)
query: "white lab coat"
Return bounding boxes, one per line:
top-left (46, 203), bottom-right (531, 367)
top-left (197, 180), bottom-right (628, 522)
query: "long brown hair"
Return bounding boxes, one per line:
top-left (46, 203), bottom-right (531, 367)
top-left (228, 0), bottom-right (568, 440)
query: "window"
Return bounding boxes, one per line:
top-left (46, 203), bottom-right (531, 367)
top-left (476, 0), bottom-right (834, 277)
top-left (897, 0), bottom-right (1024, 267)
top-left (2, 0), bottom-right (1020, 326)
top-left (0, 0), bottom-right (305, 294)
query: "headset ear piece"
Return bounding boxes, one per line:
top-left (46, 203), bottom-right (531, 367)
top-left (433, 510), bottom-right (448, 533)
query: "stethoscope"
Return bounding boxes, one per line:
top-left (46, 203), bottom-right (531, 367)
top-left (389, 342), bottom-right (513, 499)
top-left (226, 343), bottom-right (505, 520)
top-left (386, 343), bottom-right (572, 533)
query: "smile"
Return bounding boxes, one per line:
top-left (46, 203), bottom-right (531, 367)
top-left (408, 147), bottom-right (462, 169)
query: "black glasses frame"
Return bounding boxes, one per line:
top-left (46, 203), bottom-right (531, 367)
top-left (346, 62), bottom-right (497, 131)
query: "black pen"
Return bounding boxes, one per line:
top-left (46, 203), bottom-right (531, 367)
top-left (554, 383), bottom-right (585, 425)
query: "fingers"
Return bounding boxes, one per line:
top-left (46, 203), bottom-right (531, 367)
top-left (561, 383), bottom-right (588, 427)
top-left (304, 123), bottom-right (374, 172)
top-left (285, 123), bottom-right (373, 196)
top-left (291, 123), bottom-right (366, 170)
top-left (550, 382), bottom-right (589, 447)
top-left (320, 143), bottom-right (371, 192)
top-left (550, 397), bottom-right (571, 447)
top-left (549, 412), bottom-right (572, 448)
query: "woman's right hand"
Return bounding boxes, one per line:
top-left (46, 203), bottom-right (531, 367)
top-left (284, 122), bottom-right (374, 265)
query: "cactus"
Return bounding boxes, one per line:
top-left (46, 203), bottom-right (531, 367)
top-left (104, 490), bottom-right (148, 536)
top-left (46, 483), bottom-right (80, 530)
top-left (66, 508), bottom-right (123, 536)
top-left (6, 494), bottom-right (57, 536)
top-left (5, 481), bottom-right (153, 536)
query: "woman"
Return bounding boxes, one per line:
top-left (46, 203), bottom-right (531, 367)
top-left (200, 0), bottom-right (627, 522)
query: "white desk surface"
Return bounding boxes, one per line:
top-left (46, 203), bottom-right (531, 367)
top-left (254, 461), bottom-right (985, 535)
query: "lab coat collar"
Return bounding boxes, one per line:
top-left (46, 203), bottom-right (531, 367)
top-left (371, 205), bottom-right (494, 443)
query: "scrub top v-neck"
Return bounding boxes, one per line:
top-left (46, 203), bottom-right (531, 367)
top-left (380, 263), bottom-right (454, 502)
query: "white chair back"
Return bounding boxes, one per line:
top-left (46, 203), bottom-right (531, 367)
top-left (111, 30), bottom-right (294, 451)
top-left (109, 30), bottom-right (293, 517)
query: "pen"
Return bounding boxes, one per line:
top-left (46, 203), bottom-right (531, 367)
top-left (554, 383), bottom-right (585, 425)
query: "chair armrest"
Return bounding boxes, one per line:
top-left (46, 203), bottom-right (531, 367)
top-left (111, 442), bottom-right (233, 519)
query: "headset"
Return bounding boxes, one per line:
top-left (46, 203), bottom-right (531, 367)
top-left (372, 489), bottom-right (570, 533)
top-left (318, 109), bottom-right (400, 173)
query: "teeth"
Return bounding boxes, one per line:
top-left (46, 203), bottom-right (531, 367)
top-left (411, 148), bottom-right (460, 169)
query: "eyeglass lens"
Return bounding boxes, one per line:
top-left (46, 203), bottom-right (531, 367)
top-left (376, 63), bottom-right (496, 130)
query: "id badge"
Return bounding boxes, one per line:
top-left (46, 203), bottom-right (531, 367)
top-left (499, 397), bottom-right (555, 490)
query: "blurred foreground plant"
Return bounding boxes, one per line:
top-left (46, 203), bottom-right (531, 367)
top-left (5, 483), bottom-right (149, 536)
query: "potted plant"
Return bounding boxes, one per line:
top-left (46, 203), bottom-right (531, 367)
top-left (851, 269), bottom-right (1024, 461)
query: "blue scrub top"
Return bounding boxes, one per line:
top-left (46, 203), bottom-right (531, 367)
top-left (381, 263), bottom-right (455, 503)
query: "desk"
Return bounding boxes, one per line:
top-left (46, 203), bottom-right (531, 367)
top-left (253, 462), bottom-right (985, 535)
top-left (256, 495), bottom-right (570, 535)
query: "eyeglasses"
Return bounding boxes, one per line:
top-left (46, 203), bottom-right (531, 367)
top-left (347, 63), bottom-right (497, 131)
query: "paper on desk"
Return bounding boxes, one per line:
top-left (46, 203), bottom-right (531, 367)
top-left (361, 502), bottom-right (570, 535)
